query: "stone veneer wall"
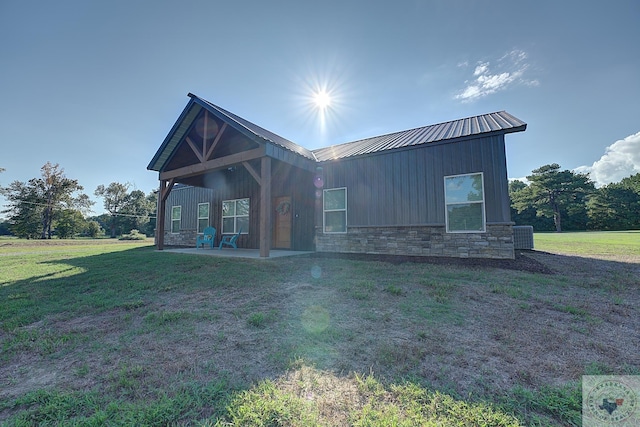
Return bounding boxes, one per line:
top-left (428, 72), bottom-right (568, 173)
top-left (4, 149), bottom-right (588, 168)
top-left (315, 224), bottom-right (515, 259)
top-left (162, 229), bottom-right (198, 247)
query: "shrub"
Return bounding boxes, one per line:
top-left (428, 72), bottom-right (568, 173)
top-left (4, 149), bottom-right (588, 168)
top-left (118, 229), bottom-right (147, 240)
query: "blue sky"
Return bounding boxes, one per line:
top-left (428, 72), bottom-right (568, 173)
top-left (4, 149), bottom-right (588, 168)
top-left (1, 1), bottom-right (639, 216)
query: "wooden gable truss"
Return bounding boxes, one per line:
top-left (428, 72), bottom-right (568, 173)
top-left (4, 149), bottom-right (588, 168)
top-left (148, 94), bottom-right (316, 257)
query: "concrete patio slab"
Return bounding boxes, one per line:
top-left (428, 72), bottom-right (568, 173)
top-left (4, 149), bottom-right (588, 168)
top-left (159, 247), bottom-right (314, 259)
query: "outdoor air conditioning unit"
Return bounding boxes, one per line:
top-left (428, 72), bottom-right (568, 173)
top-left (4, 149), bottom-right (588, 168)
top-left (513, 225), bottom-right (534, 250)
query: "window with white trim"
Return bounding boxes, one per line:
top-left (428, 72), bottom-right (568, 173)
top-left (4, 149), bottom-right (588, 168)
top-left (197, 203), bottom-right (209, 233)
top-left (222, 198), bottom-right (249, 234)
top-left (444, 173), bottom-right (485, 232)
top-left (171, 206), bottom-right (181, 233)
top-left (323, 187), bottom-right (347, 233)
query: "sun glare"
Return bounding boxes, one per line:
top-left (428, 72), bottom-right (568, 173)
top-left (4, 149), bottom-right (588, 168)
top-left (294, 64), bottom-right (349, 138)
top-left (313, 90), bottom-right (331, 109)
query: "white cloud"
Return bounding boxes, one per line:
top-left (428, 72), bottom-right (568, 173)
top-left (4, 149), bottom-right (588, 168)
top-left (455, 49), bottom-right (537, 102)
top-left (575, 131), bottom-right (640, 187)
top-left (473, 62), bottom-right (489, 76)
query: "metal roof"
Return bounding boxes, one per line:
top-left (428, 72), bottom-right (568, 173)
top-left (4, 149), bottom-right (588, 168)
top-left (147, 101), bottom-right (202, 172)
top-left (189, 94), bottom-right (317, 161)
top-left (149, 94), bottom-right (526, 173)
top-left (312, 111), bottom-right (527, 162)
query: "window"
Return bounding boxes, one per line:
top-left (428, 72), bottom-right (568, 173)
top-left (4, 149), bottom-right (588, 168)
top-left (222, 198), bottom-right (249, 234)
top-left (444, 173), bottom-right (485, 232)
top-left (323, 188), bottom-right (347, 233)
top-left (171, 206), bottom-right (181, 233)
top-left (197, 203), bottom-right (209, 233)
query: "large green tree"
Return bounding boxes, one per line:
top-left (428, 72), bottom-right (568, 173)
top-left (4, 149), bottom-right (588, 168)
top-left (119, 189), bottom-right (156, 236)
top-left (587, 177), bottom-right (640, 230)
top-left (95, 182), bottom-right (132, 238)
top-left (55, 209), bottom-right (87, 239)
top-left (619, 173), bottom-right (640, 193)
top-left (0, 181), bottom-right (42, 238)
top-left (95, 183), bottom-right (156, 237)
top-left (509, 180), bottom-right (555, 231)
top-left (511, 163), bottom-right (594, 232)
top-left (0, 220), bottom-right (11, 236)
top-left (38, 163), bottom-right (92, 238)
top-left (0, 163), bottom-right (92, 238)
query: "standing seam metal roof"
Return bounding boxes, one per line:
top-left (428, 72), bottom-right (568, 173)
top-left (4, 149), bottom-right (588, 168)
top-left (149, 94), bottom-right (526, 172)
top-left (311, 111), bottom-right (526, 162)
top-left (190, 94), bottom-right (317, 161)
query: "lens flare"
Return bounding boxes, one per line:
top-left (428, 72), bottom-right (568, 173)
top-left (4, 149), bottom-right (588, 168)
top-left (289, 56), bottom-right (352, 144)
top-left (301, 305), bottom-right (330, 333)
top-left (310, 265), bottom-right (322, 279)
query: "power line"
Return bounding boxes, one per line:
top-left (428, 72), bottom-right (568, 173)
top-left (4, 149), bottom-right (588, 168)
top-left (1, 201), bottom-right (156, 219)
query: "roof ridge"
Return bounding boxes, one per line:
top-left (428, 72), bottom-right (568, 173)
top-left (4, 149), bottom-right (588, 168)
top-left (310, 110), bottom-right (510, 154)
top-left (188, 93), bottom-right (317, 161)
top-left (312, 111), bottom-right (526, 161)
top-left (183, 94), bottom-right (525, 164)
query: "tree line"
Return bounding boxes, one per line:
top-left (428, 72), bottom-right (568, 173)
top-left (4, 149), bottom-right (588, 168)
top-left (1, 162), bottom-right (639, 238)
top-left (510, 163), bottom-right (640, 232)
top-left (0, 162), bottom-right (157, 239)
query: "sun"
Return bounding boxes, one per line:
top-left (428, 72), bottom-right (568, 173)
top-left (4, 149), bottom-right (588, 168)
top-left (313, 90), bottom-right (331, 109)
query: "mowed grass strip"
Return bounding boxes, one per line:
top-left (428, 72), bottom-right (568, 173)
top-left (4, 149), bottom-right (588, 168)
top-left (534, 230), bottom-right (640, 256)
top-left (0, 234), bottom-right (638, 426)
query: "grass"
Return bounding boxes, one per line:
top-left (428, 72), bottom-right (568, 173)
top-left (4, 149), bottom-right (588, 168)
top-left (534, 230), bottom-right (640, 256)
top-left (0, 233), bottom-right (638, 426)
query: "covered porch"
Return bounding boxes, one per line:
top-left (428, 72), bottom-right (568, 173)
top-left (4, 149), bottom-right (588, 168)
top-left (147, 93), bottom-right (318, 257)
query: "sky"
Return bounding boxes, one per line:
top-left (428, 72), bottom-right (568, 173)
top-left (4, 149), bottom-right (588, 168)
top-left (1, 0), bottom-right (639, 216)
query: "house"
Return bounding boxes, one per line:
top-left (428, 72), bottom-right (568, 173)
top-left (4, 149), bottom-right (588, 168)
top-left (147, 93), bottom-right (526, 259)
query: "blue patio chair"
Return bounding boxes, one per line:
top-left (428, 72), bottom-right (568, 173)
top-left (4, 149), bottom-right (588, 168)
top-left (196, 226), bottom-right (216, 249)
top-left (219, 228), bottom-right (242, 249)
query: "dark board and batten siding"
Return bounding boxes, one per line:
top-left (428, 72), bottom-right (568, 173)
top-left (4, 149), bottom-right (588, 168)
top-left (164, 160), bottom-right (316, 250)
top-left (164, 170), bottom-right (260, 248)
top-left (319, 135), bottom-right (510, 227)
top-left (165, 185), bottom-right (216, 232)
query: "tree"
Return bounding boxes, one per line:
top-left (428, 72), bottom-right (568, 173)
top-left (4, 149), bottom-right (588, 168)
top-left (509, 180), bottom-right (555, 231)
top-left (0, 180), bottom-right (42, 238)
top-left (95, 183), bottom-right (156, 237)
top-left (0, 162), bottom-right (92, 239)
top-left (143, 190), bottom-right (158, 237)
top-left (95, 182), bottom-right (131, 238)
top-left (55, 209), bottom-right (86, 239)
top-left (36, 162), bottom-right (92, 238)
top-left (119, 189), bottom-right (155, 235)
top-left (511, 164), bottom-right (594, 232)
top-left (587, 182), bottom-right (640, 230)
top-left (84, 220), bottom-right (103, 238)
top-left (619, 173), bottom-right (640, 194)
top-left (89, 213), bottom-right (112, 236)
top-left (0, 220), bottom-right (11, 236)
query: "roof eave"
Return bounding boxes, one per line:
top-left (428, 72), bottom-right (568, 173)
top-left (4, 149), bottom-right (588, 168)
top-left (188, 93), bottom-right (316, 162)
top-left (502, 123), bottom-right (527, 134)
top-left (315, 124), bottom-right (528, 163)
top-left (147, 98), bottom-right (201, 172)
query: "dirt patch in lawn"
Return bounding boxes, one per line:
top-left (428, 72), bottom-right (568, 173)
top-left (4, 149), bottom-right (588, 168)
top-left (1, 249), bottom-right (638, 420)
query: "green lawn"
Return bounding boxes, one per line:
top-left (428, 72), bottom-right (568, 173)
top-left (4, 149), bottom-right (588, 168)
top-left (534, 230), bottom-right (640, 256)
top-left (0, 234), bottom-right (638, 426)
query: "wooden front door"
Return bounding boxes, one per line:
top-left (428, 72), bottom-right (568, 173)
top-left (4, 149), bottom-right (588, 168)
top-left (273, 196), bottom-right (292, 249)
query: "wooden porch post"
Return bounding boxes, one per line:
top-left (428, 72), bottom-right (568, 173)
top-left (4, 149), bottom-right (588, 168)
top-left (259, 157), bottom-right (272, 257)
top-left (156, 179), bottom-right (175, 250)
